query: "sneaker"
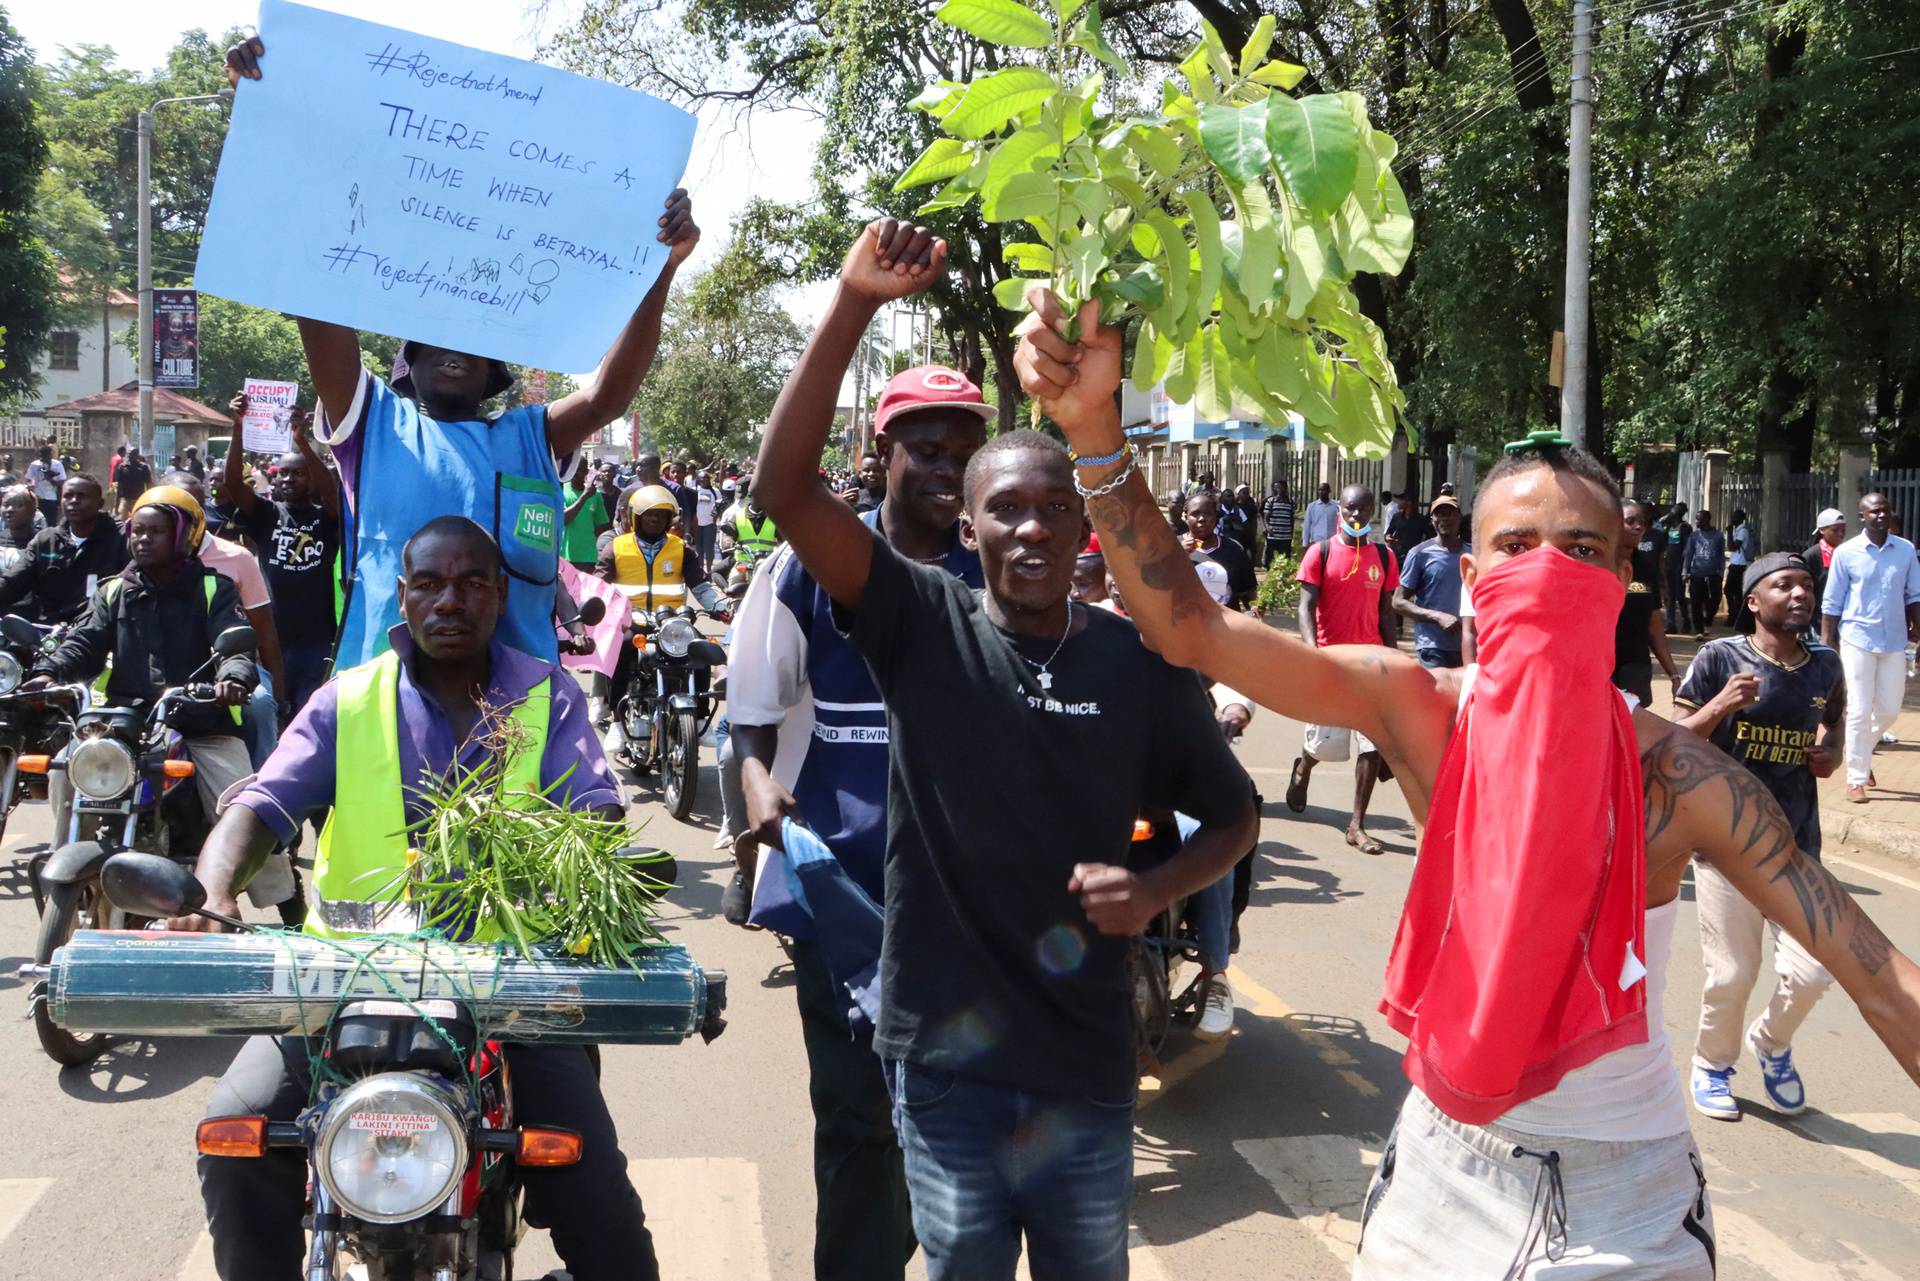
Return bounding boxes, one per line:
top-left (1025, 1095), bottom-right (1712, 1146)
top-left (588, 697), bottom-right (608, 725)
top-left (1690, 1065), bottom-right (1740, 1120)
top-left (600, 722), bottom-right (626, 758)
top-left (1751, 1039), bottom-right (1808, 1116)
top-left (1881, 731), bottom-right (1899, 745)
top-left (1195, 974), bottom-right (1235, 1040)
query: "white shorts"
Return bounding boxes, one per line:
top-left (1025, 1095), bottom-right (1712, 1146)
top-left (1305, 724), bottom-right (1376, 763)
top-left (1354, 1091), bottom-right (1715, 1280)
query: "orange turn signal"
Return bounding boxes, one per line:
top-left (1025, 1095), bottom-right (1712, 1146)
top-left (162, 759), bottom-right (196, 779)
top-left (632, 635), bottom-right (648, 651)
top-left (516, 1127), bottom-right (583, 1167)
top-left (1132, 819), bottom-right (1156, 842)
top-left (16, 755), bottom-right (48, 774)
top-left (197, 1116), bottom-right (267, 1158)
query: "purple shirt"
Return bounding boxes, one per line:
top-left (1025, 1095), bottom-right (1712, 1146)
top-left (231, 625), bottom-right (621, 843)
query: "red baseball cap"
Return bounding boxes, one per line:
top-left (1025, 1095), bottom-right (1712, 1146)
top-left (874, 365), bottom-right (994, 435)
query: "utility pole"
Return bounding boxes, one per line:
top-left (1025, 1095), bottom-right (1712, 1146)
top-left (136, 107), bottom-right (152, 458)
top-left (137, 91), bottom-right (231, 457)
top-left (1561, 0), bottom-right (1596, 446)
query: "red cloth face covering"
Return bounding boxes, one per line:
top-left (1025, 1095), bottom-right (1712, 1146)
top-left (1381, 543), bottom-right (1649, 1125)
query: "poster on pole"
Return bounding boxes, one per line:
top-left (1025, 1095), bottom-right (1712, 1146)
top-left (241, 378), bottom-right (301, 453)
top-left (195, 0), bottom-right (697, 374)
top-left (153, 289), bottom-right (199, 388)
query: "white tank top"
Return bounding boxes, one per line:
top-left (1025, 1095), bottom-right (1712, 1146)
top-left (1449, 667), bottom-right (1692, 1142)
top-left (1498, 897), bottom-right (1691, 1140)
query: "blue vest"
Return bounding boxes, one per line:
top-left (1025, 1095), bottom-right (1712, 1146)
top-left (775, 508), bottom-right (981, 901)
top-left (338, 390), bottom-right (561, 666)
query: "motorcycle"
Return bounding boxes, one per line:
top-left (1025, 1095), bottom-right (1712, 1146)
top-left (721, 543), bottom-right (767, 601)
top-left (1126, 812), bottom-right (1209, 1066)
top-left (24, 624), bottom-right (255, 1065)
top-left (606, 607), bottom-right (726, 821)
top-left (58, 851), bottom-right (724, 1281)
top-left (0, 613), bottom-right (84, 849)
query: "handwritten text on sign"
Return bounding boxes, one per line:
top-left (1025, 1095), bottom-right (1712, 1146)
top-left (195, 0), bottom-right (696, 373)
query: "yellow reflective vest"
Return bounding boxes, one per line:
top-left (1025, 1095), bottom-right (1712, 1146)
top-left (733, 510), bottom-right (779, 556)
top-left (309, 649), bottom-right (548, 939)
top-left (607, 531), bottom-right (690, 610)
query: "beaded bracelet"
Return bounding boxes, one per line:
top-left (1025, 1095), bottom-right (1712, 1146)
top-left (1068, 442), bottom-right (1130, 467)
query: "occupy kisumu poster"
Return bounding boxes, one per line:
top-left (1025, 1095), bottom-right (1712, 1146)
top-left (195, 0), bottom-right (697, 373)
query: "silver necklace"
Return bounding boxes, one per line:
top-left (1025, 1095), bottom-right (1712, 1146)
top-left (1019, 602), bottom-right (1076, 691)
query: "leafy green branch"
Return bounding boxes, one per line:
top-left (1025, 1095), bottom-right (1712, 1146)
top-left (895, 0), bottom-right (1412, 456)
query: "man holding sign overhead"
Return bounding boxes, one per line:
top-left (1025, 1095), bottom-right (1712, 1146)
top-left (220, 28), bottom-right (698, 668)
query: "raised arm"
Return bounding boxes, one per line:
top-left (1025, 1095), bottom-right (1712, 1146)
top-left (290, 409), bottom-right (340, 521)
top-left (548, 191), bottom-right (700, 457)
top-left (221, 395), bottom-right (259, 517)
top-left (1648, 724), bottom-right (1920, 1086)
top-left (1012, 290), bottom-right (1438, 745)
top-left (751, 220), bottom-right (945, 610)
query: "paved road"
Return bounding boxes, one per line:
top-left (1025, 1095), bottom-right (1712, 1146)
top-left (0, 698), bottom-right (1916, 1279)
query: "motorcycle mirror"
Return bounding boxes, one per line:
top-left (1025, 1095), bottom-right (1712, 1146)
top-left (101, 852), bottom-right (206, 917)
top-left (576, 597), bottom-right (607, 628)
top-left (211, 626), bottom-right (256, 658)
top-left (0, 614), bottom-right (38, 647)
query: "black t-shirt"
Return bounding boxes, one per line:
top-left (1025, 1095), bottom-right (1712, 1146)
top-left (1198, 536), bottom-right (1257, 608)
top-left (1613, 542), bottom-right (1664, 673)
top-left (841, 534), bottom-right (1252, 1098)
top-left (114, 460), bottom-right (152, 500)
top-left (243, 501), bottom-right (341, 643)
top-left (1676, 636), bottom-right (1845, 857)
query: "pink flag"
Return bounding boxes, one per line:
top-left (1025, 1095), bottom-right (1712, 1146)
top-left (558, 560), bottom-right (631, 678)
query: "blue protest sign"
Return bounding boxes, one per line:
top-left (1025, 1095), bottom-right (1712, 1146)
top-left (196, 0), bottom-right (697, 373)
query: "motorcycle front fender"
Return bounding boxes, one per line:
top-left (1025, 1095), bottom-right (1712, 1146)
top-left (38, 840), bottom-right (110, 888)
top-left (667, 693), bottom-right (700, 715)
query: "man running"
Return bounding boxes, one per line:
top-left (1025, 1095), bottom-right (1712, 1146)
top-left (1286, 484), bottom-right (1398, 856)
top-left (1015, 292), bottom-right (1920, 1279)
top-left (1675, 552), bottom-right (1844, 1120)
top-left (1392, 493), bottom-right (1466, 670)
top-left (755, 221), bottom-right (1255, 1281)
top-left (730, 354), bottom-right (990, 1281)
top-left (1821, 491), bottom-right (1920, 804)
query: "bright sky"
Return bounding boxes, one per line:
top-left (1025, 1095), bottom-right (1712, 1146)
top-left (11, 0), bottom-right (839, 365)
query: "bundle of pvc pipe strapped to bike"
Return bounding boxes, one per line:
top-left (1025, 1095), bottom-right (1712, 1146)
top-left (35, 930), bottom-right (727, 1044)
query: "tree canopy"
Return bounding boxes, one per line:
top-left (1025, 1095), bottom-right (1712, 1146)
top-left (0, 7), bottom-right (59, 407)
top-left (633, 271), bottom-right (811, 463)
top-left (549, 0), bottom-right (1920, 471)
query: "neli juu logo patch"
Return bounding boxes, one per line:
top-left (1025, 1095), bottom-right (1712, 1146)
top-left (514, 502), bottom-right (556, 551)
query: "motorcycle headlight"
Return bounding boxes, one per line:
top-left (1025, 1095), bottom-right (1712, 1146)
top-left (0, 652), bottom-right (20, 696)
top-left (656, 615), bottom-right (697, 659)
top-left (68, 738), bottom-right (135, 801)
top-left (316, 1074), bottom-right (468, 1224)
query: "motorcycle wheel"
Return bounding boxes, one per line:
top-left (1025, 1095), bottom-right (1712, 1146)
top-left (662, 708), bottom-right (699, 820)
top-left (1127, 937), bottom-right (1172, 1065)
top-left (33, 880), bottom-right (110, 1067)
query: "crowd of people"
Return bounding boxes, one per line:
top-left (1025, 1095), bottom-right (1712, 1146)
top-left (13, 33), bottom-right (1911, 1281)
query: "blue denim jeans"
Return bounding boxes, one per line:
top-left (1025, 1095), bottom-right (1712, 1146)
top-left (242, 669), bottom-right (279, 771)
top-left (885, 1059), bottom-right (1134, 1281)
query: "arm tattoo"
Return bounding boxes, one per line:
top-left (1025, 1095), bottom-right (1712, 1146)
top-left (1089, 483), bottom-right (1211, 624)
top-left (1641, 730), bottom-right (1890, 975)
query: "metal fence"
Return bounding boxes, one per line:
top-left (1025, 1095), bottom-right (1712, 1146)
top-left (1784, 474), bottom-right (1839, 548)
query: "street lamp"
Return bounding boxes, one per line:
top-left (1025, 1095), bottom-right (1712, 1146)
top-left (137, 90), bottom-right (232, 456)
